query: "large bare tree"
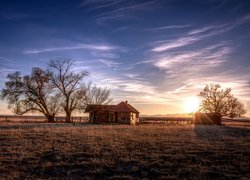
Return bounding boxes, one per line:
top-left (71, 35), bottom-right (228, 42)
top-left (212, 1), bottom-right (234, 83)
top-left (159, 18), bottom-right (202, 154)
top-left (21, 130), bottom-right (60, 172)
top-left (48, 59), bottom-right (89, 123)
top-left (1, 59), bottom-right (112, 123)
top-left (84, 82), bottom-right (112, 122)
top-left (199, 84), bottom-right (246, 118)
top-left (1, 68), bottom-right (61, 122)
top-left (84, 82), bottom-right (112, 105)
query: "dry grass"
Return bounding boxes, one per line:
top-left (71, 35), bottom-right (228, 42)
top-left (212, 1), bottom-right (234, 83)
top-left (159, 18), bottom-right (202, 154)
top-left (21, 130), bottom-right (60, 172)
top-left (0, 122), bottom-right (250, 179)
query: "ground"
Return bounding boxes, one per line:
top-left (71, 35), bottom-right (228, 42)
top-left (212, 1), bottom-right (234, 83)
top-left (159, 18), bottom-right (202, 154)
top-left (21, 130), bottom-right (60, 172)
top-left (0, 122), bottom-right (250, 179)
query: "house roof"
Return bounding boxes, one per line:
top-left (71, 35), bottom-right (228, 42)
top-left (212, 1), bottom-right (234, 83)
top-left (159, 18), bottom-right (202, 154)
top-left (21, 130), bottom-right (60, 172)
top-left (112, 101), bottom-right (139, 113)
top-left (84, 105), bottom-right (116, 113)
top-left (84, 101), bottom-right (139, 113)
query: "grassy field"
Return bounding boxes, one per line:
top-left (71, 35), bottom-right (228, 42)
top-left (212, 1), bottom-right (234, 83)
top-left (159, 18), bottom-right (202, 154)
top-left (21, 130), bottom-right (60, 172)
top-left (0, 122), bottom-right (250, 179)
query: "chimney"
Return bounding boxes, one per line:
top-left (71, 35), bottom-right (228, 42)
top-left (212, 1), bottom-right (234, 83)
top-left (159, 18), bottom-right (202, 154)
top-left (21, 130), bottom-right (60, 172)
top-left (125, 100), bottom-right (128, 104)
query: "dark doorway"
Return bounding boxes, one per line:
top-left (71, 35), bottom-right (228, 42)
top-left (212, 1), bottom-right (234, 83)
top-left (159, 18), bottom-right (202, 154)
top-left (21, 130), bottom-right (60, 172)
top-left (115, 112), bottom-right (118, 122)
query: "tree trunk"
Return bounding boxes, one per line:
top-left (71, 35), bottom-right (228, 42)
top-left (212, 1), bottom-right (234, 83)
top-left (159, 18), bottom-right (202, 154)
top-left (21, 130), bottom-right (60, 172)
top-left (47, 115), bottom-right (55, 123)
top-left (65, 111), bottom-right (71, 123)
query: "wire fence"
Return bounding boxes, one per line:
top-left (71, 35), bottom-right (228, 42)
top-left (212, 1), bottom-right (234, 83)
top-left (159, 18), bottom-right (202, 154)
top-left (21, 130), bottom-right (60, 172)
top-left (0, 115), bottom-right (89, 123)
top-left (139, 117), bottom-right (193, 124)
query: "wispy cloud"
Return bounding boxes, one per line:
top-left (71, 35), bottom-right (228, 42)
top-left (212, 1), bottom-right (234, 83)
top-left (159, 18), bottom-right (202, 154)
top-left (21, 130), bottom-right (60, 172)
top-left (151, 15), bottom-right (250, 52)
top-left (187, 25), bottom-right (219, 35)
top-left (184, 73), bottom-right (250, 100)
top-left (143, 39), bottom-right (250, 114)
top-left (152, 36), bottom-right (201, 52)
top-left (124, 73), bottom-right (144, 80)
top-left (0, 67), bottom-right (17, 88)
top-left (0, 57), bottom-right (15, 66)
top-left (93, 73), bottom-right (155, 94)
top-left (189, 15), bottom-right (250, 36)
top-left (143, 24), bottom-right (191, 32)
top-left (135, 60), bottom-right (152, 65)
top-left (91, 52), bottom-right (120, 59)
top-left (146, 14), bottom-right (250, 109)
top-left (97, 14), bottom-right (141, 25)
top-left (91, 72), bottom-right (175, 105)
top-left (80, 0), bottom-right (123, 10)
top-left (112, 26), bottom-right (129, 33)
top-left (153, 44), bottom-right (231, 74)
top-left (99, 59), bottom-right (122, 68)
top-left (23, 44), bottom-right (118, 54)
top-left (81, 0), bottom-right (160, 24)
top-left (0, 67), bottom-right (16, 76)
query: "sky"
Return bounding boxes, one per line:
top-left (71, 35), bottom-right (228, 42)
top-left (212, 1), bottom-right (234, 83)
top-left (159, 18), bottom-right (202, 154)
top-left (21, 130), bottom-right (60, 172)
top-left (0, 0), bottom-right (250, 116)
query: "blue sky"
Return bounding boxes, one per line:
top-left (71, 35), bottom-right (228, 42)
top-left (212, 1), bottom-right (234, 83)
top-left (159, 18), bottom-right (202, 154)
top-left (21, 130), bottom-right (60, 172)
top-left (0, 0), bottom-right (250, 115)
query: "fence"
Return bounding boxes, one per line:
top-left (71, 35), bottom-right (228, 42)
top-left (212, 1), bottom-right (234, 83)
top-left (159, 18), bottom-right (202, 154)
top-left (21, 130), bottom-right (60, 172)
top-left (139, 116), bottom-right (193, 124)
top-left (0, 115), bottom-right (89, 123)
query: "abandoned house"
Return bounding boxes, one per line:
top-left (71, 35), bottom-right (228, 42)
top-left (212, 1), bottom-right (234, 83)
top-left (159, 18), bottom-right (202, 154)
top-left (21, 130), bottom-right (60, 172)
top-left (85, 101), bottom-right (140, 124)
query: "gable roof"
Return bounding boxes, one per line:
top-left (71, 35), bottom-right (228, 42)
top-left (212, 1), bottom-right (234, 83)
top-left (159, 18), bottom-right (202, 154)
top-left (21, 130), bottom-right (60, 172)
top-left (112, 101), bottom-right (139, 113)
top-left (85, 101), bottom-right (139, 113)
top-left (84, 105), bottom-right (116, 113)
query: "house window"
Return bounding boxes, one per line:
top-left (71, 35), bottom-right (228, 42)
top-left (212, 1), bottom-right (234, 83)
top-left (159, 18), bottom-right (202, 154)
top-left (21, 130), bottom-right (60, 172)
top-left (109, 114), bottom-right (113, 122)
top-left (119, 112), bottom-right (129, 121)
top-left (120, 113), bottom-right (125, 120)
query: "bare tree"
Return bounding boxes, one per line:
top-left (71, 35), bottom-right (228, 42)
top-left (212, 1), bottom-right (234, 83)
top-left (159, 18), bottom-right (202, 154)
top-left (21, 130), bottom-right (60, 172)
top-left (83, 82), bottom-right (112, 122)
top-left (227, 97), bottom-right (246, 118)
top-left (1, 59), bottom-right (112, 123)
top-left (84, 82), bottom-right (112, 105)
top-left (48, 59), bottom-right (89, 123)
top-left (199, 84), bottom-right (246, 118)
top-left (1, 68), bottom-right (61, 122)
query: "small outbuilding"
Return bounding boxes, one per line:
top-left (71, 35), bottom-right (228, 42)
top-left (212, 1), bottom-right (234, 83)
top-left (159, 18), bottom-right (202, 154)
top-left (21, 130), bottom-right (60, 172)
top-left (85, 101), bottom-right (140, 124)
top-left (194, 112), bottom-right (222, 125)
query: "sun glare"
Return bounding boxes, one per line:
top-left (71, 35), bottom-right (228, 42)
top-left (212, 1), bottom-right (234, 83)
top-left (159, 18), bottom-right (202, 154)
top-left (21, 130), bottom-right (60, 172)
top-left (183, 97), bottom-right (200, 113)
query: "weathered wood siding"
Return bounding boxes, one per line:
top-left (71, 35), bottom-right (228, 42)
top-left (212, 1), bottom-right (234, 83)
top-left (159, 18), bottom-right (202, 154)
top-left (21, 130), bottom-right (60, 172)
top-left (89, 111), bottom-right (139, 124)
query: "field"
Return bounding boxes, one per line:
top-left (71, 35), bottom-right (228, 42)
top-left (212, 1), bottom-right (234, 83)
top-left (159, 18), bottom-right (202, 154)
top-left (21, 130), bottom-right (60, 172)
top-left (0, 122), bottom-right (250, 179)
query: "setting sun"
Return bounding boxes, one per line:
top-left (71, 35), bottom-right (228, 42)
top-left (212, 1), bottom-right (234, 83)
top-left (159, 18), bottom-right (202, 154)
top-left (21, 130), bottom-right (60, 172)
top-left (183, 97), bottom-right (200, 113)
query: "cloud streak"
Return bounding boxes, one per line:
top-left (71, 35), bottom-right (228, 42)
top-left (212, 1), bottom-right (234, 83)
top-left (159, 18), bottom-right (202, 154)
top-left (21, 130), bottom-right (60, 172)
top-left (80, 0), bottom-right (123, 10)
top-left (143, 24), bottom-right (191, 32)
top-left (152, 36), bottom-right (200, 52)
top-left (153, 44), bottom-right (232, 75)
top-left (23, 44), bottom-right (118, 54)
top-left (151, 15), bottom-right (250, 52)
top-left (99, 59), bottom-right (122, 68)
top-left (81, 0), bottom-right (160, 24)
top-left (91, 72), bottom-right (175, 105)
top-left (0, 67), bottom-right (17, 89)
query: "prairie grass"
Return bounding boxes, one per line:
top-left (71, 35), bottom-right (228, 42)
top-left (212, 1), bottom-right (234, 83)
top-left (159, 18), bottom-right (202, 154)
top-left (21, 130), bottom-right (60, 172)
top-left (0, 122), bottom-right (250, 179)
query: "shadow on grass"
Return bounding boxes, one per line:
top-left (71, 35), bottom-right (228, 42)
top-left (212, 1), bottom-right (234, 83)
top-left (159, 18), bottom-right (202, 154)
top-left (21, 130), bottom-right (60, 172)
top-left (0, 122), bottom-right (98, 130)
top-left (0, 122), bottom-right (135, 130)
top-left (194, 124), bottom-right (250, 140)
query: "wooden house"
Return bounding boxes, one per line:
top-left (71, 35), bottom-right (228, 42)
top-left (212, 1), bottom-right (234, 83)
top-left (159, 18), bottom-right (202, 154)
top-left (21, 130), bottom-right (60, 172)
top-left (194, 112), bottom-right (222, 125)
top-left (85, 101), bottom-right (139, 124)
